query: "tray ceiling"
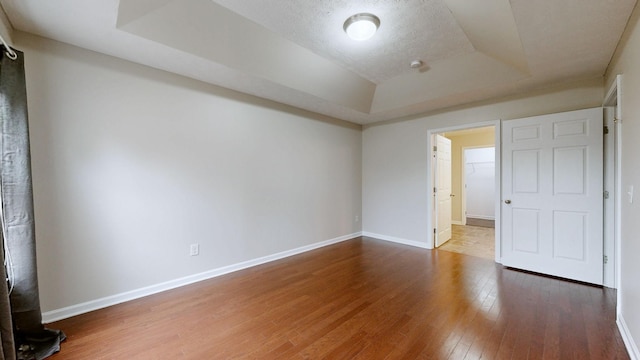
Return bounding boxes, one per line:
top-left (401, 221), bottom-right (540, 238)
top-left (0, 0), bottom-right (636, 124)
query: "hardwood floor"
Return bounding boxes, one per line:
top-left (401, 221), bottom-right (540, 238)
top-left (439, 225), bottom-right (495, 260)
top-left (47, 237), bottom-right (629, 359)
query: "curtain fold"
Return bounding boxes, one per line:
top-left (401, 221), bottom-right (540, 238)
top-left (1, 47), bottom-right (64, 360)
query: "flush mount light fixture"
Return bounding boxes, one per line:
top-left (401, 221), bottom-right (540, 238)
top-left (343, 13), bottom-right (380, 41)
top-left (410, 60), bottom-right (424, 69)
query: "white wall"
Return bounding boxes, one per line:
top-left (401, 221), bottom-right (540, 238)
top-left (363, 78), bottom-right (603, 246)
top-left (0, 7), bottom-right (12, 46)
top-left (16, 33), bottom-right (362, 315)
top-left (446, 128), bottom-right (495, 223)
top-left (464, 147), bottom-right (495, 220)
top-left (606, 3), bottom-right (640, 358)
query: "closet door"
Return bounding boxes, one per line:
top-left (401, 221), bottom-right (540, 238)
top-left (501, 108), bottom-right (603, 285)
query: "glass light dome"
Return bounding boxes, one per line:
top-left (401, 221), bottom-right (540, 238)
top-left (344, 13), bottom-right (380, 41)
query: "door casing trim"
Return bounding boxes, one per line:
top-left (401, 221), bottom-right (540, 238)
top-left (426, 120), bottom-right (501, 263)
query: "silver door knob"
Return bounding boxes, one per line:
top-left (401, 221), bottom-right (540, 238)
top-left (504, 200), bottom-right (511, 204)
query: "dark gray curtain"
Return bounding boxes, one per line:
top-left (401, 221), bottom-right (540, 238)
top-left (1, 47), bottom-right (64, 359)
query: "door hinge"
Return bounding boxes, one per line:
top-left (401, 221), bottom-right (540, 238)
top-left (434, 228), bottom-right (437, 234)
top-left (604, 255), bottom-right (609, 264)
top-left (433, 145), bottom-right (437, 152)
top-left (604, 190), bottom-right (610, 199)
top-left (434, 187), bottom-right (437, 193)
top-left (604, 126), bottom-right (609, 135)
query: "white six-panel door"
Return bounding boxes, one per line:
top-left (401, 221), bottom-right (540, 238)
top-left (436, 135), bottom-right (452, 247)
top-left (501, 108), bottom-right (603, 285)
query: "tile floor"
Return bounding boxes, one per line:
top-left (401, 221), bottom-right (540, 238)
top-left (438, 224), bottom-right (495, 260)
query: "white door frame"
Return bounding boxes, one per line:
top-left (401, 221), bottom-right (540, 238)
top-left (603, 74), bottom-right (622, 290)
top-left (462, 145), bottom-right (496, 226)
top-left (426, 120), bottom-right (502, 263)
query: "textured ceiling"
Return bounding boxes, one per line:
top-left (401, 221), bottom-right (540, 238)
top-left (0, 0), bottom-right (636, 124)
top-left (212, 0), bottom-right (476, 84)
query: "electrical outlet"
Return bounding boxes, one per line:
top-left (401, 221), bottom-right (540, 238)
top-left (355, 215), bottom-right (360, 222)
top-left (190, 243), bottom-right (199, 256)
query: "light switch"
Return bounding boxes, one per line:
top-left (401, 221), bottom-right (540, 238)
top-left (628, 185), bottom-right (634, 204)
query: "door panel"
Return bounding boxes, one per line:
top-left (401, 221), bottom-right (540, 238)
top-left (512, 209), bottom-right (539, 253)
top-left (513, 150), bottom-right (540, 193)
top-left (553, 211), bottom-right (586, 260)
top-left (554, 147), bottom-right (586, 194)
top-left (502, 108), bottom-right (603, 285)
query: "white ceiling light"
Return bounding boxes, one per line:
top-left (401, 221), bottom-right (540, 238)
top-left (343, 13), bottom-right (380, 41)
top-left (410, 60), bottom-right (424, 69)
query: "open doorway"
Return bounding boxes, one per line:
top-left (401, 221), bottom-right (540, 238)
top-left (430, 125), bottom-right (498, 261)
top-left (463, 146), bottom-right (495, 228)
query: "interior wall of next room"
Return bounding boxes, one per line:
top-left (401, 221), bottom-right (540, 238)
top-left (444, 127), bottom-right (495, 224)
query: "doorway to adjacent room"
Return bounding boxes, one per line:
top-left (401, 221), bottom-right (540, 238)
top-left (431, 125), bottom-right (497, 261)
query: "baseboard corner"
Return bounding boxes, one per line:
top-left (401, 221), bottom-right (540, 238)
top-left (618, 313), bottom-right (640, 360)
top-left (361, 232), bottom-right (429, 249)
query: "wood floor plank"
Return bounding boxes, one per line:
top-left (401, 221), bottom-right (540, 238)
top-left (46, 237), bottom-right (630, 359)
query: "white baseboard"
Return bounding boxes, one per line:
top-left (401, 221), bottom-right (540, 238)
top-left (42, 232), bottom-right (362, 324)
top-left (466, 215), bottom-right (495, 220)
top-left (361, 232), bottom-right (429, 249)
top-left (451, 220), bottom-right (464, 225)
top-left (618, 313), bottom-right (640, 360)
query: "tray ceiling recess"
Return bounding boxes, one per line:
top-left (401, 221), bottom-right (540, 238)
top-left (0, 0), bottom-right (636, 124)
